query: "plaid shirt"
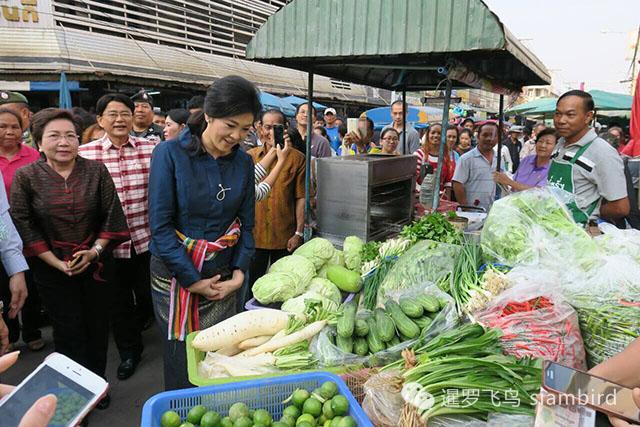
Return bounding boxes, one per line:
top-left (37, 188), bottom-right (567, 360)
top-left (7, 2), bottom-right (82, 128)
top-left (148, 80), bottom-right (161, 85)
top-left (78, 134), bottom-right (156, 258)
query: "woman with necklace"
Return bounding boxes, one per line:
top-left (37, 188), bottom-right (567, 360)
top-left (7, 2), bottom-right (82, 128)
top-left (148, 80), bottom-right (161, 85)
top-left (414, 123), bottom-right (456, 199)
top-left (493, 128), bottom-right (557, 192)
top-left (148, 76), bottom-right (258, 390)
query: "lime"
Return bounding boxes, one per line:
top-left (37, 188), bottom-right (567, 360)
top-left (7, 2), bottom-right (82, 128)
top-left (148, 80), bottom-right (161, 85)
top-left (320, 382), bottom-right (339, 400)
top-left (318, 415), bottom-right (327, 425)
top-left (229, 403), bottom-right (250, 421)
top-left (283, 405), bottom-right (300, 420)
top-left (337, 416), bottom-right (356, 427)
top-left (187, 405), bottom-right (208, 424)
top-left (254, 424), bottom-right (267, 427)
top-left (279, 414), bottom-right (296, 427)
top-left (329, 417), bottom-right (342, 427)
top-left (221, 416), bottom-right (233, 427)
top-left (253, 408), bottom-right (273, 426)
top-left (179, 423), bottom-right (195, 427)
top-left (322, 400), bottom-right (334, 420)
top-left (292, 389), bottom-right (310, 408)
top-left (234, 415), bottom-right (253, 427)
top-left (330, 395), bottom-right (348, 416)
top-left (200, 411), bottom-right (222, 427)
top-left (296, 414), bottom-right (316, 426)
top-left (161, 410), bottom-right (181, 427)
top-left (324, 421), bottom-right (331, 427)
top-left (298, 423), bottom-right (314, 427)
top-left (303, 398), bottom-right (322, 418)
top-left (273, 423), bottom-right (289, 427)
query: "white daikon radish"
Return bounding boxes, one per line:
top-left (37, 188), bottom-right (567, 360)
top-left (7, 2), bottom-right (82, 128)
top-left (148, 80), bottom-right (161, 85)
top-left (216, 343), bottom-right (241, 356)
top-left (238, 335), bottom-right (273, 350)
top-left (192, 308), bottom-right (289, 352)
top-left (239, 320), bottom-right (327, 357)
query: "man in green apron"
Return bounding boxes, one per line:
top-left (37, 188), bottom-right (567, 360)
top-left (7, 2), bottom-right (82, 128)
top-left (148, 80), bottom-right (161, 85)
top-left (549, 90), bottom-right (629, 225)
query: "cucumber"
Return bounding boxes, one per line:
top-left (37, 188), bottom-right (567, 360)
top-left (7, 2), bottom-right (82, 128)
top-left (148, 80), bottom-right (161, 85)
top-left (354, 318), bottom-right (369, 337)
top-left (366, 318), bottom-right (385, 353)
top-left (413, 316), bottom-right (433, 329)
top-left (417, 295), bottom-right (441, 313)
top-left (353, 337), bottom-right (369, 356)
top-left (336, 335), bottom-right (353, 353)
top-left (337, 300), bottom-right (357, 338)
top-left (386, 335), bottom-right (401, 349)
top-left (374, 308), bottom-right (396, 342)
top-left (385, 300), bottom-right (420, 339)
top-left (399, 298), bottom-right (424, 318)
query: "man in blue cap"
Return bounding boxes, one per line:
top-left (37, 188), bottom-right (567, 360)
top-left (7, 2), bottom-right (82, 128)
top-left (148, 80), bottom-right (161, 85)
top-left (0, 91), bottom-right (34, 148)
top-left (130, 89), bottom-right (164, 141)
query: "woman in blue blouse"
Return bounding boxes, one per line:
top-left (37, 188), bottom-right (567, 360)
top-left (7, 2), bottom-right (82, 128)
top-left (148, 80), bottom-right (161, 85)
top-left (148, 76), bottom-right (258, 390)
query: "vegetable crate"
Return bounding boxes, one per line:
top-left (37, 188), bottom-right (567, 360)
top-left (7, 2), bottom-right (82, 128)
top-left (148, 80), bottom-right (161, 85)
top-left (141, 372), bottom-right (373, 427)
top-left (186, 332), bottom-right (344, 386)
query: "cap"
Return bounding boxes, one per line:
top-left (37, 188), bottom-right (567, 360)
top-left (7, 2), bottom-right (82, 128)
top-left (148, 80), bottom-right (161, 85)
top-left (509, 125), bottom-right (524, 133)
top-left (131, 89), bottom-right (153, 106)
top-left (324, 107), bottom-right (337, 115)
top-left (0, 91), bottom-right (28, 106)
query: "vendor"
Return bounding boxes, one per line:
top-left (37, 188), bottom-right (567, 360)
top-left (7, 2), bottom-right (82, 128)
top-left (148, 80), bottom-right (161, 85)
top-left (493, 128), bottom-right (557, 192)
top-left (549, 90), bottom-right (629, 224)
top-left (148, 76), bottom-right (258, 390)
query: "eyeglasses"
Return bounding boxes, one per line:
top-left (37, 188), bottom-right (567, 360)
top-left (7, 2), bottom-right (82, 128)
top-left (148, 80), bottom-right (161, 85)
top-left (382, 137), bottom-right (399, 142)
top-left (44, 134), bottom-right (78, 142)
top-left (103, 111), bottom-right (133, 120)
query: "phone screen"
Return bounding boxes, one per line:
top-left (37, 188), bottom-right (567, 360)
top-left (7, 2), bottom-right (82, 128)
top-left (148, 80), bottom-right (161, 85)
top-left (544, 362), bottom-right (640, 422)
top-left (0, 365), bottom-right (95, 426)
top-left (273, 124), bottom-right (284, 148)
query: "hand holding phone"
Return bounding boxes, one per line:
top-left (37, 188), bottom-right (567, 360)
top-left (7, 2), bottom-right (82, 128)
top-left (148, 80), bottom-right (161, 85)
top-left (273, 124), bottom-right (285, 148)
top-left (543, 360), bottom-right (640, 424)
top-left (0, 352), bottom-right (108, 426)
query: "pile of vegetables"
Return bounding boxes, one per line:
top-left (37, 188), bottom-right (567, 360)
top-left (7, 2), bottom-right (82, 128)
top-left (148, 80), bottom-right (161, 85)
top-left (330, 295), bottom-right (447, 358)
top-left (159, 381), bottom-right (357, 427)
top-left (399, 212), bottom-right (463, 245)
top-left (384, 323), bottom-right (542, 421)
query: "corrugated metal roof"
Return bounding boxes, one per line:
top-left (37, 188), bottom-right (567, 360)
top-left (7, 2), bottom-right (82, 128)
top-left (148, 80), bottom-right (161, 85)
top-left (246, 0), bottom-right (551, 91)
top-left (0, 27), bottom-right (388, 104)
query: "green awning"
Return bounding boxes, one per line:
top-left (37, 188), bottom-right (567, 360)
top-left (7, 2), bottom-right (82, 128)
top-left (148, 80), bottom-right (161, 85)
top-left (246, 0), bottom-right (551, 91)
top-left (508, 90), bottom-right (633, 116)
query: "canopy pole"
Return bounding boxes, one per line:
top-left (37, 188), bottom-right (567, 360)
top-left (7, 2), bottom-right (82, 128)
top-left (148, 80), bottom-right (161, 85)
top-left (402, 88), bottom-right (407, 154)
top-left (433, 79), bottom-right (452, 210)
top-left (304, 72), bottom-right (314, 242)
top-left (496, 95), bottom-right (505, 172)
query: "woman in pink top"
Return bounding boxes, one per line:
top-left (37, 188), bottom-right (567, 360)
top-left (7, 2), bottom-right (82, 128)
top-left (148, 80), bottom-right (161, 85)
top-left (0, 109), bottom-right (40, 197)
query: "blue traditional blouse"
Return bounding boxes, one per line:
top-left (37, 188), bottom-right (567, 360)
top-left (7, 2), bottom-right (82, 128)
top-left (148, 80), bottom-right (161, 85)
top-left (149, 128), bottom-right (255, 288)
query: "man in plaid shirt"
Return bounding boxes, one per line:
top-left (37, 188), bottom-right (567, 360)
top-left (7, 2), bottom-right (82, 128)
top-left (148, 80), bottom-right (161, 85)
top-left (79, 93), bottom-right (157, 380)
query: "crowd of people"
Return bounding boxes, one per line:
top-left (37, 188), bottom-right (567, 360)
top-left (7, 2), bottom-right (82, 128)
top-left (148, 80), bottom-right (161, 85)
top-left (0, 77), bottom-right (637, 424)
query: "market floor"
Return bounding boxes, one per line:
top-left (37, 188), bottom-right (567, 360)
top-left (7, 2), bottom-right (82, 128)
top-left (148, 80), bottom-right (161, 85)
top-left (1, 325), bottom-right (164, 426)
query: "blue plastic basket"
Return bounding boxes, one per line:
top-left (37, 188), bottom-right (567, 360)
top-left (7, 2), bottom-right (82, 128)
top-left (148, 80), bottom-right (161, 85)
top-left (141, 372), bottom-right (372, 427)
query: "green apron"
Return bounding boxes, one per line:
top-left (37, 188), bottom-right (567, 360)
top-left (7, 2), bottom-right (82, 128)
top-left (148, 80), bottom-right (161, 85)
top-left (548, 138), bottom-right (599, 225)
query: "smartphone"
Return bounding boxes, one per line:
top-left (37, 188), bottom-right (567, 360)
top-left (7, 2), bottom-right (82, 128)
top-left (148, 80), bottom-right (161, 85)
top-left (0, 352), bottom-right (109, 426)
top-left (347, 118), bottom-right (360, 137)
top-left (273, 124), bottom-right (285, 148)
top-left (543, 360), bottom-right (640, 423)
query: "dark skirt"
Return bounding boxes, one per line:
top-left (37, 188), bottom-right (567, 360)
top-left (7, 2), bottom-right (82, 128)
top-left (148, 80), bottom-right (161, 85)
top-left (149, 255), bottom-right (237, 390)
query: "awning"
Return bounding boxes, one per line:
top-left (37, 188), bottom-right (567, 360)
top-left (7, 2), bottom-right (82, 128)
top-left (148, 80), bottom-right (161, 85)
top-left (508, 90), bottom-right (633, 116)
top-left (281, 95), bottom-right (327, 110)
top-left (246, 0), bottom-right (551, 91)
top-left (362, 105), bottom-right (442, 130)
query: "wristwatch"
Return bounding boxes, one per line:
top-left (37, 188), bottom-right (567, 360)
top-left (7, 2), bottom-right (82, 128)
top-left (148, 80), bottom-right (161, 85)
top-left (295, 231), bottom-right (303, 238)
top-left (93, 243), bottom-right (104, 259)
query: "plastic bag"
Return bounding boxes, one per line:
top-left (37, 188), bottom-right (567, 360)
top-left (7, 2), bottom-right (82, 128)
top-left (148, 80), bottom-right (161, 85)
top-left (361, 370), bottom-right (405, 427)
top-left (481, 188), bottom-right (599, 269)
top-left (473, 279), bottom-right (587, 370)
top-left (377, 240), bottom-right (461, 302)
top-left (596, 222), bottom-right (640, 262)
top-left (310, 284), bottom-right (458, 368)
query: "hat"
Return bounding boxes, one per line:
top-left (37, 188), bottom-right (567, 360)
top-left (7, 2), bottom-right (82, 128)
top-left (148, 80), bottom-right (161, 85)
top-left (131, 89), bottom-right (153, 106)
top-left (509, 125), bottom-right (524, 133)
top-left (324, 107), bottom-right (337, 115)
top-left (0, 91), bottom-right (28, 106)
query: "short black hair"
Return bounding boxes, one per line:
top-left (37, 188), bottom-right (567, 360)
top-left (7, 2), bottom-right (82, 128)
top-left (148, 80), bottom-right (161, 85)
top-left (187, 95), bottom-right (205, 110)
top-left (167, 108), bottom-right (190, 125)
top-left (536, 127), bottom-right (558, 142)
top-left (295, 102), bottom-right (316, 117)
top-left (314, 126), bottom-right (328, 138)
top-left (154, 111), bottom-right (166, 118)
top-left (459, 128), bottom-right (474, 139)
top-left (557, 90), bottom-right (595, 113)
top-left (477, 122), bottom-right (499, 134)
top-left (96, 93), bottom-right (135, 116)
top-left (446, 124), bottom-right (459, 136)
top-left (259, 108), bottom-right (286, 125)
top-left (461, 118), bottom-right (475, 126)
top-left (380, 127), bottom-right (400, 139)
top-left (390, 100), bottom-right (404, 109)
top-left (204, 76), bottom-right (261, 120)
top-left (338, 123), bottom-right (348, 138)
top-left (31, 108), bottom-right (81, 148)
top-left (360, 117), bottom-right (374, 133)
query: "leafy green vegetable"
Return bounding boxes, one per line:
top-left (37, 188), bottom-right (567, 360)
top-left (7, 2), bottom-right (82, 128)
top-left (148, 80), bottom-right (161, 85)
top-left (361, 241), bottom-right (382, 264)
top-left (308, 278), bottom-right (342, 304)
top-left (400, 213), bottom-right (463, 245)
top-left (269, 255), bottom-right (316, 287)
top-left (343, 236), bottom-right (364, 271)
top-left (294, 238), bottom-right (336, 270)
top-left (252, 271), bottom-right (305, 304)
